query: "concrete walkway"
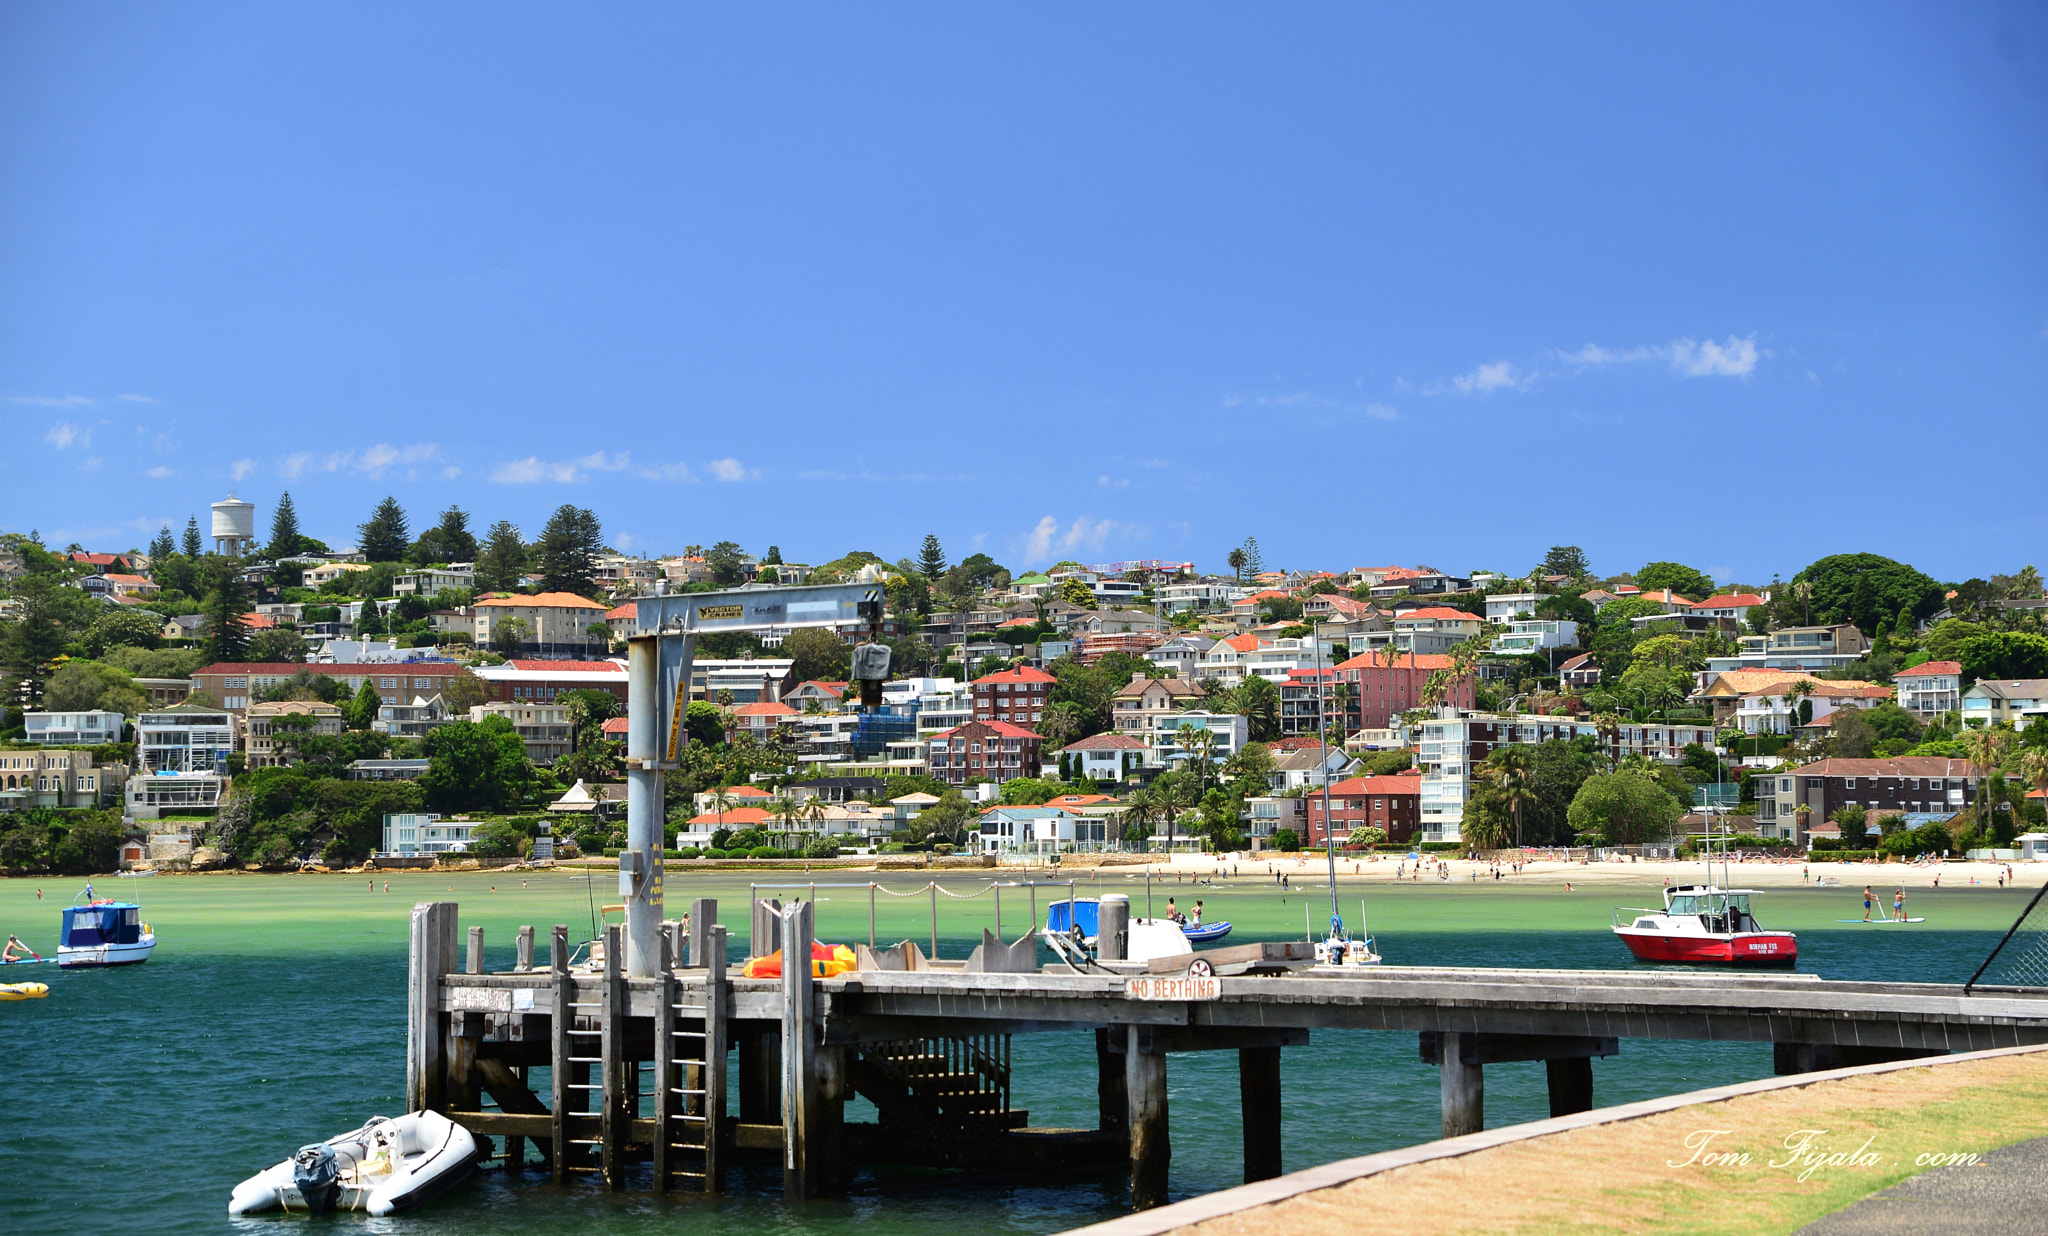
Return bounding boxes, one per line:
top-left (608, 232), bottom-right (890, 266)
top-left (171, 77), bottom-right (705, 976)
top-left (1799, 1134), bottom-right (2048, 1235)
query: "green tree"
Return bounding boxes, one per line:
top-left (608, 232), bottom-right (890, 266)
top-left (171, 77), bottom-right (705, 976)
top-left (1957, 632), bottom-right (2048, 686)
top-left (1633, 562), bottom-right (1714, 599)
top-left (202, 559), bottom-right (252, 663)
top-left (917, 534), bottom-right (947, 582)
top-left (83, 607), bottom-right (163, 658)
top-left (912, 789), bottom-right (974, 845)
top-left (1565, 772), bottom-right (1684, 844)
top-left (1486, 745), bottom-right (1537, 847)
top-left (412, 504), bottom-right (479, 565)
top-left (246, 628), bottom-right (309, 664)
top-left (346, 678), bottom-right (384, 730)
top-left (357, 497), bottom-right (411, 563)
top-left (149, 523), bottom-right (176, 563)
top-left (704, 540), bottom-right (747, 587)
top-left (267, 490), bottom-right (304, 559)
top-left (43, 659), bottom-right (147, 715)
top-left (782, 627), bottom-right (851, 684)
top-left (1056, 577), bottom-right (1096, 608)
top-left (181, 516), bottom-right (203, 557)
top-left (537, 505), bottom-right (605, 596)
top-left (419, 716), bottom-right (536, 812)
top-left (1227, 547), bottom-right (1248, 583)
top-left (1791, 553), bottom-right (1944, 635)
top-left (490, 616), bottom-right (531, 658)
top-left (1232, 674), bottom-right (1282, 741)
top-left (475, 520), bottom-right (528, 593)
top-left (1541, 546), bottom-right (1591, 580)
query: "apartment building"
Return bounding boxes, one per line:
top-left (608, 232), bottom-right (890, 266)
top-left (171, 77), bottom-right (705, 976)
top-left (468, 702), bottom-right (573, 763)
top-left (1961, 679), bottom-right (2048, 731)
top-left (1708, 625), bottom-right (1870, 673)
top-left (1305, 771), bottom-right (1424, 845)
top-left (1760, 758), bottom-right (1987, 843)
top-left (392, 564), bottom-right (475, 596)
top-left (192, 662), bottom-right (470, 713)
top-left (926, 720), bottom-right (1042, 787)
top-left (23, 710), bottom-right (126, 745)
top-left (476, 658), bottom-right (629, 705)
top-left (472, 591), bottom-right (611, 657)
top-left (1733, 680), bottom-right (1888, 735)
top-left (0, 748), bottom-right (125, 809)
top-left (1148, 710), bottom-right (1248, 768)
top-left (136, 704), bottom-right (236, 774)
top-left (1112, 677), bottom-right (1205, 736)
top-left (374, 694), bottom-right (455, 740)
top-left (1389, 607), bottom-right (1483, 655)
top-left (245, 700), bottom-right (345, 767)
top-left (1894, 661), bottom-right (1963, 719)
top-left (971, 665), bottom-right (1056, 725)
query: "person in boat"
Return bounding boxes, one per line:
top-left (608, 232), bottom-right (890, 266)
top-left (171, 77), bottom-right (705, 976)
top-left (4, 934), bottom-right (40, 962)
top-left (1191, 900), bottom-right (1203, 926)
top-left (1862, 886), bottom-right (1875, 922)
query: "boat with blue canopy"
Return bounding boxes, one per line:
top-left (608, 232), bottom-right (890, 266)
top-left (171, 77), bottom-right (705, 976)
top-left (59, 894), bottom-right (156, 968)
top-left (1045, 896), bottom-right (1231, 945)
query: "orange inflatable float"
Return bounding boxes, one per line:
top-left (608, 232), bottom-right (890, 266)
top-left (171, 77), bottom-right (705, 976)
top-left (741, 941), bottom-right (857, 979)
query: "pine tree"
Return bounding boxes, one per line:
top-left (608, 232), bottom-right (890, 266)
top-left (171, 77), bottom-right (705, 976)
top-left (181, 516), bottom-right (203, 558)
top-left (476, 521), bottom-right (527, 594)
top-left (150, 524), bottom-right (175, 563)
top-left (432, 505), bottom-right (479, 563)
top-left (917, 533), bottom-right (947, 582)
top-left (267, 491), bottom-right (303, 559)
top-left (348, 678), bottom-right (383, 730)
top-left (358, 497), bottom-right (410, 562)
top-left (203, 561), bottom-right (251, 663)
top-left (538, 505), bottom-right (603, 596)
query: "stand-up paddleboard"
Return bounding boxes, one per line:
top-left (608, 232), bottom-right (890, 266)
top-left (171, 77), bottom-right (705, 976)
top-left (1836, 918), bottom-right (1927, 924)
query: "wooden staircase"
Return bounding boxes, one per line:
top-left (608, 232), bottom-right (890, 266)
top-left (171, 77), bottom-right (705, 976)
top-left (850, 1034), bottom-right (1027, 1134)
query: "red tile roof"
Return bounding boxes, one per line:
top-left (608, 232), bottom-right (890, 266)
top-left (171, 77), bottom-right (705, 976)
top-left (997, 617), bottom-right (1038, 628)
top-left (687, 807), bottom-right (771, 825)
top-left (1222, 634), bottom-right (1262, 652)
top-left (601, 716), bottom-right (629, 734)
top-left (973, 666), bottom-right (1057, 686)
top-left (1333, 651), bottom-right (1455, 671)
top-left (605, 603), bottom-right (636, 620)
top-left (195, 661), bottom-right (466, 676)
top-left (476, 591), bottom-right (607, 610)
top-left (1787, 758), bottom-right (1988, 778)
top-left (734, 701), bottom-right (798, 717)
top-left (1320, 774), bottom-right (1425, 797)
top-left (508, 660), bottom-right (625, 673)
top-left (1895, 661), bottom-right (1962, 678)
top-left (1057, 733), bottom-right (1148, 752)
top-left (239, 612), bottom-right (277, 630)
top-left (1689, 593), bottom-right (1767, 609)
top-left (935, 720), bottom-right (1040, 739)
top-left (1394, 607), bottom-right (1481, 622)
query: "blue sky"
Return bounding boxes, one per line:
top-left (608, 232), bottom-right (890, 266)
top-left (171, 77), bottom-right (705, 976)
top-left (3, 3), bottom-right (2044, 586)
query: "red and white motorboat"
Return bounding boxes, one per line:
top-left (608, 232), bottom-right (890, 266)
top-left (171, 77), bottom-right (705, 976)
top-left (1612, 885), bottom-right (1796, 966)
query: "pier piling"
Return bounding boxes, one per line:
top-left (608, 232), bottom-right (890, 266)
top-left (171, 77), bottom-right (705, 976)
top-left (1238, 1046), bottom-right (1283, 1182)
top-left (516, 925), bottom-right (534, 972)
top-left (1437, 1031), bottom-right (1483, 1138)
top-left (1126, 1025), bottom-right (1170, 1209)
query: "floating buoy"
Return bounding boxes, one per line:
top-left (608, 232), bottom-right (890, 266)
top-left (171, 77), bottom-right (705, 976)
top-left (0, 982), bottom-right (50, 1001)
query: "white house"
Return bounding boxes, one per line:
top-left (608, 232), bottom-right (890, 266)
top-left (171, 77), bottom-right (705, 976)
top-left (1894, 660), bottom-right (1963, 719)
top-left (380, 811), bottom-right (466, 855)
top-left (1483, 593), bottom-right (1550, 623)
top-left (24, 710), bottom-right (126, 745)
top-left (1147, 710), bottom-right (1248, 768)
top-left (1057, 732), bottom-right (1148, 782)
top-left (1487, 620), bottom-right (1579, 657)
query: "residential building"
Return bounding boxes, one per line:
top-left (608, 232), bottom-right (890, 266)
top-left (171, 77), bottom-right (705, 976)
top-left (1112, 677), bottom-right (1206, 737)
top-left (730, 700), bottom-right (799, 742)
top-left (1558, 653), bottom-right (1602, 689)
top-left (345, 759), bottom-right (431, 781)
top-left (0, 748), bottom-right (125, 809)
top-left (1733, 680), bottom-right (1888, 736)
top-left (1264, 743), bottom-right (1352, 794)
top-left (1894, 661), bottom-right (1964, 719)
top-left (303, 561), bottom-right (373, 587)
top-left (1242, 795), bottom-right (1306, 844)
top-left (1195, 633), bottom-right (1262, 687)
top-left (927, 720), bottom-right (1042, 786)
top-left (1069, 608), bottom-right (1168, 636)
top-left (1144, 635), bottom-right (1216, 680)
top-left (692, 784), bottom-right (774, 815)
top-left (691, 658), bottom-right (796, 705)
top-left (1389, 607), bottom-right (1483, 655)
top-left (784, 680), bottom-right (850, 710)
top-left (393, 564), bottom-right (475, 596)
top-left (594, 556), bottom-right (659, 596)
top-left (1416, 711), bottom-right (1716, 841)
top-left (192, 662), bottom-right (470, 713)
top-left (1305, 771), bottom-right (1425, 845)
top-left (1762, 758), bottom-right (1987, 843)
top-left (1327, 651), bottom-right (1475, 730)
top-left (1048, 570), bottom-right (1147, 607)
top-left (1147, 710), bottom-right (1248, 769)
top-left (374, 694), bottom-right (455, 740)
top-left (1961, 679), bottom-right (2048, 731)
top-left (676, 806), bottom-right (773, 848)
top-left (1057, 732), bottom-right (1148, 783)
top-left (1155, 582), bottom-right (1237, 613)
top-left (23, 710), bottom-right (126, 745)
top-left (97, 572), bottom-right (160, 600)
top-left (603, 603), bottom-right (638, 643)
top-left (1483, 593), bottom-right (1551, 622)
top-left (974, 805), bottom-right (1111, 855)
top-left (784, 777), bottom-right (889, 805)
top-left (1487, 619), bottom-right (1579, 657)
top-left (473, 591), bottom-right (611, 657)
top-left (380, 811), bottom-right (471, 856)
top-left (468, 702), bottom-right (573, 763)
top-left (972, 665), bottom-right (1057, 725)
top-left (1077, 632), bottom-right (1168, 663)
top-left (162, 614), bottom-right (207, 642)
top-left (475, 659), bottom-right (629, 706)
top-left (124, 770), bottom-right (226, 819)
top-left (1708, 625), bottom-right (1870, 673)
top-left (429, 607), bottom-right (476, 640)
top-left (136, 704), bottom-right (236, 774)
top-left (245, 700), bottom-right (345, 767)
top-left (1688, 593), bottom-right (1769, 624)
top-left (1695, 670), bottom-right (1824, 728)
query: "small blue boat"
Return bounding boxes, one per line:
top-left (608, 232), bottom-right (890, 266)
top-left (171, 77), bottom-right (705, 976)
top-left (1044, 898), bottom-right (1230, 944)
top-left (59, 899), bottom-right (156, 968)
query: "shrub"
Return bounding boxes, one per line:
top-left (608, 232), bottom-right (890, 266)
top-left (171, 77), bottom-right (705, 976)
top-left (1270, 829), bottom-right (1301, 853)
top-left (748, 845), bottom-right (779, 859)
top-left (800, 836), bottom-right (841, 859)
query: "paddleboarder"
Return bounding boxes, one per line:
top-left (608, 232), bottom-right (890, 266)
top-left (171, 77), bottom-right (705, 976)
top-left (3, 934), bottom-right (40, 962)
top-left (1862, 885), bottom-right (1874, 922)
top-left (1893, 889), bottom-right (1906, 922)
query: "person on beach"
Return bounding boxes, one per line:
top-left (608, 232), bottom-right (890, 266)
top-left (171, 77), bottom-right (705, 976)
top-left (1893, 889), bottom-right (1906, 922)
top-left (1862, 886), bottom-right (1874, 922)
top-left (3, 934), bottom-right (40, 962)
top-left (1933, 870), bottom-right (1940, 888)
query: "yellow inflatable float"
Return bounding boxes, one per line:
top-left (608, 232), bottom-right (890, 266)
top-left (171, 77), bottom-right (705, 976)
top-left (0, 982), bottom-right (50, 1001)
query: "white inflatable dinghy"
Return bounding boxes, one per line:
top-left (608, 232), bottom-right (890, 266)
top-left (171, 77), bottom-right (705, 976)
top-left (227, 1110), bottom-right (476, 1216)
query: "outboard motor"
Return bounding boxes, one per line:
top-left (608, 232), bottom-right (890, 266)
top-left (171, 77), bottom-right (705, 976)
top-left (292, 1143), bottom-right (341, 1214)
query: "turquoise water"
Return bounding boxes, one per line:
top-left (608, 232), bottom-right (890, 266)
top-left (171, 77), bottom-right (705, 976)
top-left (0, 872), bottom-right (2022, 1235)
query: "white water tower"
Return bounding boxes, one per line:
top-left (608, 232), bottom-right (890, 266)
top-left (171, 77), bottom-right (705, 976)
top-left (211, 495), bottom-right (256, 557)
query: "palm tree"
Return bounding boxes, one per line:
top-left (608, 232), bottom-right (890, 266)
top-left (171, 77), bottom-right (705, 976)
top-left (1964, 727), bottom-right (2009, 828)
top-left (707, 786), bottom-right (740, 839)
top-left (1120, 790), bottom-right (1161, 853)
top-left (1177, 723), bottom-right (1220, 796)
top-left (1330, 681), bottom-right (1355, 744)
top-left (2024, 750), bottom-right (2048, 829)
top-left (1152, 778), bottom-right (1192, 855)
top-left (1487, 745), bottom-right (1537, 848)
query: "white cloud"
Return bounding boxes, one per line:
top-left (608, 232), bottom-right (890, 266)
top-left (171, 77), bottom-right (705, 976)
top-left (1022, 515), bottom-right (1130, 564)
top-left (44, 422), bottom-right (81, 449)
top-left (1446, 361), bottom-right (1532, 395)
top-left (489, 451), bottom-right (629, 484)
top-left (230, 458), bottom-right (257, 481)
top-left (1098, 475), bottom-right (1130, 490)
top-left (317, 442), bottom-right (444, 479)
top-left (115, 393), bottom-right (156, 404)
top-left (1555, 343), bottom-right (1654, 367)
top-left (80, 456), bottom-right (102, 472)
top-left (637, 461), bottom-right (698, 482)
top-left (442, 465), bottom-right (461, 479)
top-left (1666, 335), bottom-right (1760, 377)
top-left (707, 458), bottom-right (757, 482)
top-left (279, 452), bottom-right (313, 480)
top-left (1362, 402), bottom-right (1398, 420)
top-left (12, 394), bottom-right (94, 407)
top-left (145, 466), bottom-right (173, 479)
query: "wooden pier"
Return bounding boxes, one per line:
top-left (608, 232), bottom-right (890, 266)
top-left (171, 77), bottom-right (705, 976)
top-left (408, 898), bottom-right (2048, 1210)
